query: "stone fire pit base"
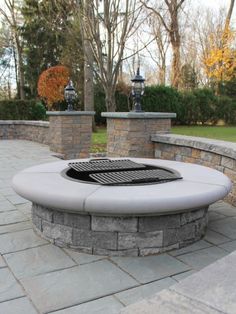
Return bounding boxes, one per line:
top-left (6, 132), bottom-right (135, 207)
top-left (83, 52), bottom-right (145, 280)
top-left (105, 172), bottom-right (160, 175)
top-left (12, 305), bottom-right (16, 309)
top-left (32, 203), bottom-right (208, 257)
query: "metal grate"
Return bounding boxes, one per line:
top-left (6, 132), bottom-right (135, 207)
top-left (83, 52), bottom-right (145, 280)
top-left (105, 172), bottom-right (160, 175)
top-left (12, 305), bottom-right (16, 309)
top-left (68, 159), bottom-right (146, 173)
top-left (90, 169), bottom-right (182, 185)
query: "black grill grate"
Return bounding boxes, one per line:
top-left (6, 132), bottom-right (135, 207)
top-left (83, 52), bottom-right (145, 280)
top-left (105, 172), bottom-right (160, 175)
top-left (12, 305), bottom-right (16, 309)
top-left (67, 159), bottom-right (182, 185)
top-left (68, 159), bottom-right (145, 172)
top-left (90, 169), bottom-right (182, 185)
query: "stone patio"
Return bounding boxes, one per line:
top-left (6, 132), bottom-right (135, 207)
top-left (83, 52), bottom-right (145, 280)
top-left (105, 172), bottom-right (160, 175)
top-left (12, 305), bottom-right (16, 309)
top-left (0, 140), bottom-right (236, 313)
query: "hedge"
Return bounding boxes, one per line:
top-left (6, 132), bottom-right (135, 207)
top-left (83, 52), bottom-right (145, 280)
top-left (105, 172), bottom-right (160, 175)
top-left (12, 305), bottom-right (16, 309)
top-left (0, 100), bottom-right (46, 120)
top-left (94, 85), bottom-right (236, 125)
top-left (1, 86), bottom-right (236, 125)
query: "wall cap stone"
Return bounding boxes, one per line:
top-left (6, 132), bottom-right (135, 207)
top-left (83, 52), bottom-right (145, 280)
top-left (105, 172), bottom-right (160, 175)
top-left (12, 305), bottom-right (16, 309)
top-left (101, 112), bottom-right (176, 119)
top-left (0, 120), bottom-right (49, 127)
top-left (46, 111), bottom-right (95, 116)
top-left (152, 133), bottom-right (236, 160)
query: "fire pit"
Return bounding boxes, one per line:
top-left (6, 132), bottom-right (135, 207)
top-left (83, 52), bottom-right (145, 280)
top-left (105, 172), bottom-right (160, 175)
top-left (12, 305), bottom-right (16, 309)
top-left (12, 158), bottom-right (232, 256)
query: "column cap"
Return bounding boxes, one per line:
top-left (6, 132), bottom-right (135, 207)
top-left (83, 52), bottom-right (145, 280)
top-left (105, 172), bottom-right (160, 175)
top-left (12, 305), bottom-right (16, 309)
top-left (47, 111), bottom-right (95, 116)
top-left (101, 112), bottom-right (176, 119)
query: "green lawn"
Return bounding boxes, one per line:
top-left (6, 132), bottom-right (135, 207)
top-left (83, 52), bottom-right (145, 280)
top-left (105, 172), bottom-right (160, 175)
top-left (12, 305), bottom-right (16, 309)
top-left (172, 126), bottom-right (236, 142)
top-left (91, 126), bottom-right (236, 152)
top-left (91, 127), bottom-right (107, 153)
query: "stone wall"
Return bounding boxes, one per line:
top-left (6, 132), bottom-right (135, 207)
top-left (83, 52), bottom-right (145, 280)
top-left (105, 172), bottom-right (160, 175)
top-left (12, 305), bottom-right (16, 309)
top-left (0, 120), bottom-right (49, 144)
top-left (32, 202), bottom-right (208, 257)
top-left (102, 112), bottom-right (176, 158)
top-left (152, 134), bottom-right (236, 206)
top-left (47, 111), bottom-right (95, 159)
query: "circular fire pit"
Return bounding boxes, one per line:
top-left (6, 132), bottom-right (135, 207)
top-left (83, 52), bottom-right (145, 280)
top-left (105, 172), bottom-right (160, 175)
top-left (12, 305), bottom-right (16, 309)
top-left (12, 158), bottom-right (232, 256)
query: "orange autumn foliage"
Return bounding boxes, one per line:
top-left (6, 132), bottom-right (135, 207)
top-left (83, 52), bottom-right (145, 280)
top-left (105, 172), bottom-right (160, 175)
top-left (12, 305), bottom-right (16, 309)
top-left (37, 66), bottom-right (70, 108)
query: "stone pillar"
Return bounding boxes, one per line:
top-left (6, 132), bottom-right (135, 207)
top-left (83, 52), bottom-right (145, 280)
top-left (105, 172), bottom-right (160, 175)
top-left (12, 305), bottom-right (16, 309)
top-left (101, 112), bottom-right (176, 158)
top-left (47, 111), bottom-right (95, 159)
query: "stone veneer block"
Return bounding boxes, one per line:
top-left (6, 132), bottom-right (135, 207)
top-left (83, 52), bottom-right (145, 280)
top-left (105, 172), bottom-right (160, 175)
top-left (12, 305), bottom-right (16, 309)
top-left (31, 203), bottom-right (210, 256)
top-left (47, 111), bottom-right (95, 159)
top-left (102, 112), bottom-right (176, 158)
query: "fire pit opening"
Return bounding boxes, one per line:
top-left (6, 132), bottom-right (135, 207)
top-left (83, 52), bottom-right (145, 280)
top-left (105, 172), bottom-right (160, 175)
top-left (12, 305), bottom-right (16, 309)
top-left (65, 159), bottom-right (182, 185)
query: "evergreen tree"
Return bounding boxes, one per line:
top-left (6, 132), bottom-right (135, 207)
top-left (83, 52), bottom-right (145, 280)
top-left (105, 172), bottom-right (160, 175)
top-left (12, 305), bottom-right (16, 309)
top-left (21, 0), bottom-right (82, 98)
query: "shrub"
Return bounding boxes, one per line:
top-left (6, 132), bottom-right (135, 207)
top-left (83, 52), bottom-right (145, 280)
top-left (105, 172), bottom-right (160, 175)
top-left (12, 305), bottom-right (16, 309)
top-left (0, 99), bottom-right (46, 120)
top-left (192, 89), bottom-right (217, 124)
top-left (179, 92), bottom-right (198, 125)
top-left (141, 85), bottom-right (181, 113)
top-left (37, 65), bottom-right (69, 108)
top-left (215, 96), bottom-right (236, 124)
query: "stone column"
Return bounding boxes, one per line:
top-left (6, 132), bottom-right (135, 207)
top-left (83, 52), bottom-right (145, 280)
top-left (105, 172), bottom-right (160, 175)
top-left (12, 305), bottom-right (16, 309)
top-left (101, 112), bottom-right (176, 158)
top-left (47, 111), bottom-right (95, 159)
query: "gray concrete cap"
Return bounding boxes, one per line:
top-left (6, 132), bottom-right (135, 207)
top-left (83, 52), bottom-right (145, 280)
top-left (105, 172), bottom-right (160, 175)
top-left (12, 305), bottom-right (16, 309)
top-left (101, 112), bottom-right (176, 119)
top-left (12, 158), bottom-right (232, 215)
top-left (46, 111), bottom-right (95, 116)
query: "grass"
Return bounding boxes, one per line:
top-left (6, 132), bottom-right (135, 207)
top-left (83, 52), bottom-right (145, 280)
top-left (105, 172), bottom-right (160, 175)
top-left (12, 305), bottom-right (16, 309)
top-left (91, 127), bottom-right (107, 153)
top-left (91, 125), bottom-right (236, 152)
top-left (172, 126), bottom-right (236, 142)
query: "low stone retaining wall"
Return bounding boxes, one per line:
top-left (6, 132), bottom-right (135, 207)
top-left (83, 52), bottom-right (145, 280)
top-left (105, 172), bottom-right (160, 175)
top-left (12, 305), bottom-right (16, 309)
top-left (32, 202), bottom-right (208, 257)
top-left (0, 120), bottom-right (49, 144)
top-left (152, 134), bottom-right (236, 206)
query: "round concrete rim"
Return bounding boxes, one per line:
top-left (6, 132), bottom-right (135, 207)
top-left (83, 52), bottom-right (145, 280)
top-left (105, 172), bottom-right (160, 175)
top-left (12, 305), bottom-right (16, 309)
top-left (12, 158), bottom-right (232, 215)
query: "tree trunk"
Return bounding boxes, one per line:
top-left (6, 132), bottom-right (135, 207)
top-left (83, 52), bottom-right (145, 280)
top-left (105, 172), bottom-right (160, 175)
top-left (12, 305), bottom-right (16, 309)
top-left (159, 64), bottom-right (166, 85)
top-left (84, 40), bottom-right (94, 111)
top-left (83, 1), bottom-right (94, 112)
top-left (171, 42), bottom-right (181, 88)
top-left (105, 87), bottom-right (116, 112)
top-left (15, 35), bottom-right (25, 100)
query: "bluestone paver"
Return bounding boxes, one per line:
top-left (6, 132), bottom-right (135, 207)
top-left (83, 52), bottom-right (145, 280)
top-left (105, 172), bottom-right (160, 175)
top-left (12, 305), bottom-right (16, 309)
top-left (0, 255), bottom-right (6, 268)
top-left (64, 248), bottom-right (106, 265)
top-left (0, 210), bottom-right (28, 225)
top-left (0, 297), bottom-right (38, 314)
top-left (176, 246), bottom-right (228, 270)
top-left (115, 277), bottom-right (176, 306)
top-left (172, 251), bottom-right (236, 314)
top-left (208, 211), bottom-right (226, 222)
top-left (219, 240), bottom-right (236, 253)
top-left (4, 244), bottom-right (76, 279)
top-left (168, 240), bottom-right (212, 257)
top-left (5, 195), bottom-right (28, 205)
top-left (20, 259), bottom-right (138, 313)
top-left (171, 270), bottom-right (196, 282)
top-left (120, 289), bottom-right (222, 314)
top-left (110, 254), bottom-right (190, 284)
top-left (209, 217), bottom-right (236, 239)
top-left (53, 296), bottom-right (123, 314)
top-left (0, 268), bottom-right (25, 302)
top-left (0, 200), bottom-right (16, 211)
top-left (210, 202), bottom-right (236, 217)
top-left (204, 229), bottom-right (231, 245)
top-left (0, 221), bottom-right (32, 235)
top-left (0, 229), bottom-right (47, 254)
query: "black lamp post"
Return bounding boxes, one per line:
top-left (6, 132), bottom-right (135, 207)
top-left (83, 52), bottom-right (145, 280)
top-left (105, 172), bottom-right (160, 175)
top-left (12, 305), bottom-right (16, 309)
top-left (64, 80), bottom-right (76, 111)
top-left (131, 68), bottom-right (145, 112)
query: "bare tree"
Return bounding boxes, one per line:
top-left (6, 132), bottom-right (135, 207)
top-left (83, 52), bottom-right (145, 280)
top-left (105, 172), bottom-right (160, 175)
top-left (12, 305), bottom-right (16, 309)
top-left (77, 0), bottom-right (142, 111)
top-left (141, 0), bottom-right (185, 89)
top-left (143, 14), bottom-right (169, 85)
top-left (0, 0), bottom-right (25, 99)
